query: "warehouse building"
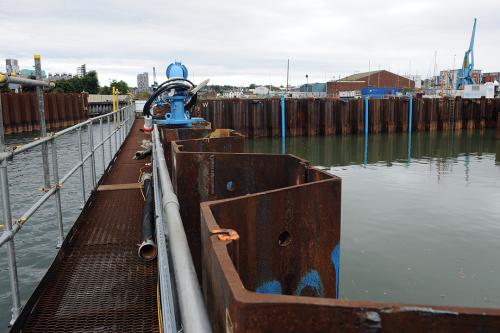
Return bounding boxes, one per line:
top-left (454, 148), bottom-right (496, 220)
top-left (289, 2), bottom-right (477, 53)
top-left (327, 70), bottom-right (415, 97)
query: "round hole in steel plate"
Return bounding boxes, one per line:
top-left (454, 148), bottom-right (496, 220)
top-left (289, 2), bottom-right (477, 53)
top-left (278, 231), bottom-right (292, 247)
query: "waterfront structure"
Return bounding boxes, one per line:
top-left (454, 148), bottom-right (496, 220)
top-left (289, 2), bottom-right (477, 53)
top-left (137, 72), bottom-right (150, 92)
top-left (77, 64), bottom-right (86, 77)
top-left (327, 70), bottom-right (415, 96)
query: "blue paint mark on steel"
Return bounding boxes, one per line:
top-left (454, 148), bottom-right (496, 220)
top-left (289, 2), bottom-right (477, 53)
top-left (281, 95), bottom-right (286, 154)
top-left (364, 97), bottom-right (369, 166)
top-left (364, 97), bottom-right (369, 136)
top-left (256, 280), bottom-right (282, 295)
top-left (407, 95), bottom-right (413, 164)
top-left (295, 270), bottom-right (324, 297)
top-left (331, 245), bottom-right (340, 298)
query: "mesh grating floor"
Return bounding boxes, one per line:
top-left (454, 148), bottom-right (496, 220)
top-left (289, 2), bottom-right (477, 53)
top-left (17, 120), bottom-right (159, 332)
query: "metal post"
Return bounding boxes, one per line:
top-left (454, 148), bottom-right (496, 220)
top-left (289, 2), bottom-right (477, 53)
top-left (113, 112), bottom-right (118, 155)
top-left (50, 139), bottom-right (64, 247)
top-left (77, 127), bottom-right (86, 205)
top-left (407, 95), bottom-right (413, 164)
top-left (0, 97), bottom-right (21, 324)
top-left (107, 114), bottom-right (112, 160)
top-left (88, 123), bottom-right (96, 189)
top-left (34, 54), bottom-right (50, 189)
top-left (364, 97), bottom-right (369, 136)
top-left (99, 118), bottom-right (105, 172)
top-left (364, 97), bottom-right (369, 166)
top-left (280, 95), bottom-right (286, 154)
top-left (408, 95), bottom-right (413, 134)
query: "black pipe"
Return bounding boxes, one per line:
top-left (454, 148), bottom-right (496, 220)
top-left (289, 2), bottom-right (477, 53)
top-left (142, 78), bottom-right (197, 117)
top-left (134, 146), bottom-right (152, 160)
top-left (138, 174), bottom-right (157, 261)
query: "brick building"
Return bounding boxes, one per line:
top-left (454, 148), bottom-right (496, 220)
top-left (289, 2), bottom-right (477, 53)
top-left (327, 70), bottom-right (415, 96)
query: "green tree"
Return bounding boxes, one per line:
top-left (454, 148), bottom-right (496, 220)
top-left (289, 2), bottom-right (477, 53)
top-left (99, 86), bottom-right (112, 94)
top-left (110, 80), bottom-right (129, 94)
top-left (49, 71), bottom-right (100, 94)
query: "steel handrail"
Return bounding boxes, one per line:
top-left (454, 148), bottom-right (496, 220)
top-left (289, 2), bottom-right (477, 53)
top-left (152, 125), bottom-right (211, 333)
top-left (0, 103), bottom-right (135, 325)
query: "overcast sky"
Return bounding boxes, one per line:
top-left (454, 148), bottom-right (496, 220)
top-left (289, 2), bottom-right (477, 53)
top-left (1, 0), bottom-right (498, 87)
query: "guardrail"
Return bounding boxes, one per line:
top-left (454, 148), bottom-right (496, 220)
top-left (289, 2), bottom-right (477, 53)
top-left (0, 102), bottom-right (135, 325)
top-left (152, 125), bottom-right (211, 333)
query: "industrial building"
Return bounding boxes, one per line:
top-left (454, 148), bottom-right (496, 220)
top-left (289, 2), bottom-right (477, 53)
top-left (327, 70), bottom-right (415, 97)
top-left (137, 72), bottom-right (150, 92)
top-left (483, 72), bottom-right (500, 83)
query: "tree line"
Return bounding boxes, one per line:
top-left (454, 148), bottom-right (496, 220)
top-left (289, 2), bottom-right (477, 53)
top-left (1, 71), bottom-right (130, 95)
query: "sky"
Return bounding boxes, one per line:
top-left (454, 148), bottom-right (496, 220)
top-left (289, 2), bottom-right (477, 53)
top-left (1, 0), bottom-right (499, 87)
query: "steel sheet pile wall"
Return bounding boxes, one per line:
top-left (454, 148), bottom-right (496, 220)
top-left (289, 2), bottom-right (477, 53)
top-left (161, 127), bottom-right (500, 332)
top-left (0, 93), bottom-right (88, 134)
top-left (198, 97), bottom-right (500, 137)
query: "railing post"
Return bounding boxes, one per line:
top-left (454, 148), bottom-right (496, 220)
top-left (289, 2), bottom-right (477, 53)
top-left (88, 122), bottom-right (96, 189)
top-left (77, 127), bottom-right (86, 205)
top-left (107, 114), bottom-right (112, 160)
top-left (113, 112), bottom-right (118, 155)
top-left (99, 118), bottom-right (105, 172)
top-left (0, 97), bottom-right (21, 325)
top-left (34, 54), bottom-right (50, 190)
top-left (50, 139), bottom-right (64, 247)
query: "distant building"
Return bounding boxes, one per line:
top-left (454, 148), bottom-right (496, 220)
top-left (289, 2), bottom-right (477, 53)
top-left (137, 72), bottom-right (150, 93)
top-left (327, 70), bottom-right (414, 96)
top-left (439, 69), bottom-right (481, 90)
top-left (300, 83), bottom-right (326, 93)
top-left (77, 64), bottom-right (86, 78)
top-left (252, 86), bottom-right (269, 96)
top-left (48, 73), bottom-right (74, 81)
top-left (6, 59), bottom-right (19, 75)
top-left (482, 72), bottom-right (500, 84)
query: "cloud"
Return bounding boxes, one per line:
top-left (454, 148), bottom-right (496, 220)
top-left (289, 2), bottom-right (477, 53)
top-left (1, 0), bottom-right (498, 86)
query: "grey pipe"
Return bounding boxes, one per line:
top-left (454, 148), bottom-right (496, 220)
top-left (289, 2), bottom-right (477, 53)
top-left (0, 73), bottom-right (55, 87)
top-left (153, 126), bottom-right (211, 333)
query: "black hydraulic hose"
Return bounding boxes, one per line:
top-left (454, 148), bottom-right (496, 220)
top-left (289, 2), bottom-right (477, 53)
top-left (142, 78), bottom-right (196, 117)
top-left (138, 174), bottom-right (157, 261)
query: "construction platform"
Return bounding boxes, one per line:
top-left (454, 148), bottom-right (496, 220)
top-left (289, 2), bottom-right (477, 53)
top-left (10, 119), bottom-right (159, 332)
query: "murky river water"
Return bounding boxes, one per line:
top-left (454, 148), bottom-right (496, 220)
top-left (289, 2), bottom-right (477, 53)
top-left (246, 130), bottom-right (500, 309)
top-left (0, 128), bottom-right (499, 327)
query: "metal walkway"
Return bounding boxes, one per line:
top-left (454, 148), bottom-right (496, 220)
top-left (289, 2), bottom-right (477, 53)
top-left (12, 120), bottom-right (159, 332)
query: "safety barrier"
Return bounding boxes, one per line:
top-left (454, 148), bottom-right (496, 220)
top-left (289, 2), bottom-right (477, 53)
top-left (196, 97), bottom-right (500, 137)
top-left (0, 103), bottom-right (135, 325)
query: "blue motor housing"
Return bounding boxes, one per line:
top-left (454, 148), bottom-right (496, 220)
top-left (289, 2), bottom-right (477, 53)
top-left (151, 62), bottom-right (204, 127)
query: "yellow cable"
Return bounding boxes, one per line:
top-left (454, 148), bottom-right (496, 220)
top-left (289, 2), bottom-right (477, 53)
top-left (157, 282), bottom-right (163, 333)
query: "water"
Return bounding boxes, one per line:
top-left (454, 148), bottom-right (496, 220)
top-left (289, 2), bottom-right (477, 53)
top-left (246, 130), bottom-right (500, 309)
top-left (0, 128), bottom-right (498, 327)
top-left (0, 123), bottom-right (116, 327)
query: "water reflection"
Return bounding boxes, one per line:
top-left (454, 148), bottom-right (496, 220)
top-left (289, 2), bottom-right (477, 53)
top-left (247, 129), bottom-right (500, 309)
top-left (249, 129), bottom-right (499, 183)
